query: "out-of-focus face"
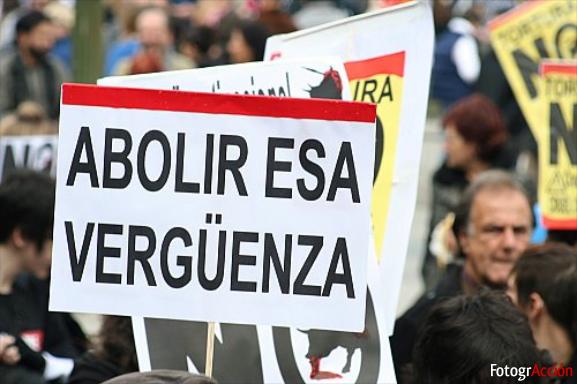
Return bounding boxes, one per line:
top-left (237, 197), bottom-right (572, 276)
top-left (444, 124), bottom-right (477, 169)
top-left (20, 238), bottom-right (52, 280)
top-left (227, 29), bottom-right (253, 63)
top-left (460, 188), bottom-right (532, 288)
top-left (20, 21), bottom-right (56, 58)
top-left (137, 10), bottom-right (171, 52)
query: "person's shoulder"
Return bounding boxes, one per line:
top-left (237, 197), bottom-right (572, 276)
top-left (14, 273), bottom-right (47, 294)
top-left (433, 162), bottom-right (467, 186)
top-left (434, 262), bottom-right (464, 296)
top-left (45, 54), bottom-right (71, 79)
top-left (12, 273), bottom-right (40, 295)
top-left (397, 263), bottom-right (463, 330)
top-left (396, 290), bottom-right (439, 330)
top-left (69, 352), bottom-right (122, 384)
top-left (0, 48), bottom-right (17, 72)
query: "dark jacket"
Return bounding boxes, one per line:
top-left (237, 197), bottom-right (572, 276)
top-left (0, 49), bottom-right (69, 119)
top-left (68, 353), bottom-right (123, 384)
top-left (390, 263), bottom-right (464, 383)
top-left (431, 30), bottom-right (474, 108)
top-left (421, 164), bottom-right (468, 288)
top-left (0, 275), bottom-right (79, 376)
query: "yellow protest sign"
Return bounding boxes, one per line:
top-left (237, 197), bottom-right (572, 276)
top-left (489, 0), bottom-right (577, 141)
top-left (345, 52), bottom-right (405, 258)
top-left (538, 60), bottom-right (577, 229)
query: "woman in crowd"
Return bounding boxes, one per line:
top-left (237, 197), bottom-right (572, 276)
top-left (423, 93), bottom-right (516, 288)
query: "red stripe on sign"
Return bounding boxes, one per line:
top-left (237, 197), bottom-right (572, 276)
top-left (541, 63), bottom-right (577, 76)
top-left (488, 0), bottom-right (543, 31)
top-left (345, 52), bottom-right (405, 80)
top-left (61, 84), bottom-right (376, 123)
top-left (542, 216), bottom-right (577, 230)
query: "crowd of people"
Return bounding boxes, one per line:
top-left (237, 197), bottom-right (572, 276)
top-left (0, 0), bottom-right (576, 383)
top-left (0, 0), bottom-right (373, 126)
top-left (393, 170), bottom-right (577, 383)
top-left (396, 1), bottom-right (576, 382)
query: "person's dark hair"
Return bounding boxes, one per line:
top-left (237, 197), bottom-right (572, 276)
top-left (102, 369), bottom-right (217, 384)
top-left (513, 243), bottom-right (577, 347)
top-left (0, 170), bottom-right (55, 250)
top-left (443, 94), bottom-right (508, 163)
top-left (413, 290), bottom-right (543, 383)
top-left (452, 170), bottom-right (533, 241)
top-left (94, 316), bottom-right (138, 374)
top-left (237, 21), bottom-right (270, 61)
top-left (16, 10), bottom-right (50, 36)
top-left (185, 26), bottom-right (216, 55)
top-left (547, 229), bottom-right (577, 247)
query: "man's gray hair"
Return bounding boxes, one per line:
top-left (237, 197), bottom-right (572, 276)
top-left (452, 170), bottom-right (533, 238)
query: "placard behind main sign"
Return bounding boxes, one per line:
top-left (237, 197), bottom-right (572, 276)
top-left (264, 0), bottom-right (434, 333)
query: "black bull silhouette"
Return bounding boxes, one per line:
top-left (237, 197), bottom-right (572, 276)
top-left (301, 328), bottom-right (369, 379)
top-left (142, 291), bottom-right (381, 383)
top-left (304, 66), bottom-right (385, 183)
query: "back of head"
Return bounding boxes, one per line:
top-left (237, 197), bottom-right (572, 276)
top-left (185, 26), bottom-right (216, 55)
top-left (238, 21), bottom-right (270, 61)
top-left (0, 170), bottom-right (55, 250)
top-left (94, 316), bottom-right (138, 375)
top-left (547, 229), bottom-right (577, 248)
top-left (450, 0), bottom-right (483, 25)
top-left (442, 94), bottom-right (508, 164)
top-left (513, 243), bottom-right (577, 347)
top-left (102, 370), bottom-right (218, 384)
top-left (413, 290), bottom-right (542, 383)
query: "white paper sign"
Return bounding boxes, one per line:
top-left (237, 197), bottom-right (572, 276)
top-left (0, 134), bottom-right (58, 181)
top-left (50, 83), bottom-right (376, 332)
top-left (99, 57), bottom-right (351, 100)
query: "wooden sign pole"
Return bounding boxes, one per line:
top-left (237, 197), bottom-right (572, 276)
top-left (205, 322), bottom-right (215, 377)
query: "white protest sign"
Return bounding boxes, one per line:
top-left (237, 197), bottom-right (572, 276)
top-left (100, 60), bottom-right (395, 383)
top-left (0, 134), bottom-right (58, 181)
top-left (99, 57), bottom-right (351, 100)
top-left (265, 0), bottom-right (434, 333)
top-left (50, 83), bottom-right (376, 332)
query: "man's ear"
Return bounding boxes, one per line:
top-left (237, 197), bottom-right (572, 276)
top-left (527, 292), bottom-right (545, 321)
top-left (9, 227), bottom-right (27, 249)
